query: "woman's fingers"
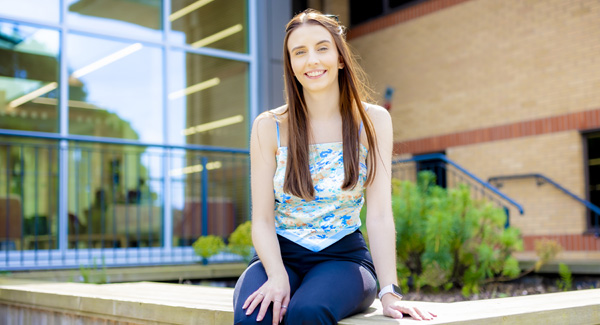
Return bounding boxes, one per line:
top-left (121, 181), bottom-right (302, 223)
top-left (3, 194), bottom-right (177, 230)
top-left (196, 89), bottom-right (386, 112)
top-left (245, 290), bottom-right (265, 316)
top-left (256, 293), bottom-right (274, 322)
top-left (399, 306), bottom-right (437, 321)
top-left (271, 297), bottom-right (283, 325)
top-left (413, 307), bottom-right (433, 320)
top-left (242, 290), bottom-right (259, 309)
top-left (279, 295), bottom-right (290, 323)
top-left (404, 307), bottom-right (422, 320)
top-left (385, 306), bottom-right (403, 319)
top-left (384, 301), bottom-right (437, 321)
top-left (412, 306), bottom-right (436, 320)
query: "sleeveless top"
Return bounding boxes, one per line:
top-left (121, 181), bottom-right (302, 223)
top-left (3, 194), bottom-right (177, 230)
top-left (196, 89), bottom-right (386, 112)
top-left (272, 112), bottom-right (368, 252)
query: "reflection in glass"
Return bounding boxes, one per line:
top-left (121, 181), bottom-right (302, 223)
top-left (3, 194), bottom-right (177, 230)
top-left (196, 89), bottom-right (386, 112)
top-left (170, 149), bottom-right (249, 246)
top-left (170, 0), bottom-right (247, 53)
top-left (66, 0), bottom-right (163, 41)
top-left (0, 22), bottom-right (60, 133)
top-left (168, 51), bottom-right (249, 148)
top-left (68, 144), bottom-right (164, 248)
top-left (67, 33), bottom-right (163, 142)
top-left (0, 137), bottom-right (59, 250)
top-left (0, 0), bottom-right (60, 23)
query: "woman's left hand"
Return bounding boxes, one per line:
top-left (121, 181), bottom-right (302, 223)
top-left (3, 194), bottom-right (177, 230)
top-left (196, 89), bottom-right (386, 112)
top-left (381, 295), bottom-right (437, 320)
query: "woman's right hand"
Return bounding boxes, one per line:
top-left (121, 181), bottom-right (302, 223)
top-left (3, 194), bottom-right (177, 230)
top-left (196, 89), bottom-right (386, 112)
top-left (242, 273), bottom-right (291, 324)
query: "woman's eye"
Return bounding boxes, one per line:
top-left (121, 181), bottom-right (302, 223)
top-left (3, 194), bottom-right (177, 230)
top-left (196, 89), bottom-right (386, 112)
top-left (318, 47), bottom-right (328, 51)
top-left (295, 50), bottom-right (305, 55)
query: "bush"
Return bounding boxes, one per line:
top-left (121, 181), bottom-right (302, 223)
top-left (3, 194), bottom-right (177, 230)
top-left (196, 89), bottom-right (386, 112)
top-left (392, 171), bottom-right (524, 296)
top-left (192, 235), bottom-right (225, 260)
top-left (192, 221), bottom-right (254, 263)
top-left (228, 221), bottom-right (253, 262)
top-left (557, 262), bottom-right (572, 291)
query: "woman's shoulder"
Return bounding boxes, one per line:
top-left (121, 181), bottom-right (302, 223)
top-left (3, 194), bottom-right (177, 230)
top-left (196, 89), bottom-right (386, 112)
top-left (269, 105), bottom-right (288, 117)
top-left (363, 102), bottom-right (391, 126)
top-left (251, 106), bottom-right (287, 149)
top-left (254, 105), bottom-right (287, 125)
top-left (254, 105), bottom-right (285, 124)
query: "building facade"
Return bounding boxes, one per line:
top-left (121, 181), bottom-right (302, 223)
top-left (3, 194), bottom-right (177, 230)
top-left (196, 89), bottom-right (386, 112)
top-left (345, 0), bottom-right (600, 258)
top-left (0, 0), bottom-right (294, 270)
top-left (2, 0), bottom-right (598, 270)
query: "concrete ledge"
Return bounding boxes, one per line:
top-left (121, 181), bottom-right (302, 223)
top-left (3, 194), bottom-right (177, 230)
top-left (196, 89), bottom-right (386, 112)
top-left (6, 263), bottom-right (247, 283)
top-left (1, 278), bottom-right (599, 324)
top-left (515, 251), bottom-right (600, 274)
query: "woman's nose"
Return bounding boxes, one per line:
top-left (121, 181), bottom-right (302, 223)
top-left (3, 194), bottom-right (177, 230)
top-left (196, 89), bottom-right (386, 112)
top-left (307, 50), bottom-right (319, 66)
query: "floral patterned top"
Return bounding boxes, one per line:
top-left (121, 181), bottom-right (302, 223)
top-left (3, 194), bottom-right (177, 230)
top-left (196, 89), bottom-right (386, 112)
top-left (272, 114), bottom-right (368, 252)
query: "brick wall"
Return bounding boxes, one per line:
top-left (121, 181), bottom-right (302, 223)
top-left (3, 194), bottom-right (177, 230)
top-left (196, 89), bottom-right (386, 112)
top-left (345, 0), bottom-right (600, 245)
top-left (447, 130), bottom-right (586, 235)
top-left (349, 0), bottom-right (600, 142)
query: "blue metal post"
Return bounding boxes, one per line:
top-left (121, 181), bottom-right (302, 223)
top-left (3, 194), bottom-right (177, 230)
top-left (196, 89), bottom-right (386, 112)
top-left (201, 157), bottom-right (209, 237)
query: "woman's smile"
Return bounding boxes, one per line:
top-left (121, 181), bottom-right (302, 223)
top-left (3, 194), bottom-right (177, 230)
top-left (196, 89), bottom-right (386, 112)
top-left (305, 70), bottom-right (327, 79)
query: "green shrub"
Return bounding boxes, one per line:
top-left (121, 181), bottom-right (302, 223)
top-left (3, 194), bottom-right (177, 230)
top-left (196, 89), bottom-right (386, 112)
top-left (78, 257), bottom-right (108, 284)
top-left (192, 221), bottom-right (254, 264)
top-left (534, 239), bottom-right (563, 271)
top-left (228, 221), bottom-right (253, 262)
top-left (192, 235), bottom-right (225, 260)
top-left (557, 262), bottom-right (572, 291)
top-left (392, 171), bottom-right (524, 296)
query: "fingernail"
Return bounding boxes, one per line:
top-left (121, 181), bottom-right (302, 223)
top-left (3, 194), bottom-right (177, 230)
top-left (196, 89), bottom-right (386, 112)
top-left (246, 311), bottom-right (250, 315)
top-left (257, 317), bottom-right (262, 321)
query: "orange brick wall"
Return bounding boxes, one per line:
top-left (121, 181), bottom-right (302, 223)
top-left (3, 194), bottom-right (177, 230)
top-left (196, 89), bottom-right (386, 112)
top-left (349, 0), bottom-right (600, 142)
top-left (447, 131), bottom-right (587, 236)
top-left (343, 0), bottom-right (600, 248)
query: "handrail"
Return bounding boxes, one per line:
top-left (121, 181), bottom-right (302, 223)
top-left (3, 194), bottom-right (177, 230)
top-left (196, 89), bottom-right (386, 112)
top-left (393, 153), bottom-right (525, 214)
top-left (488, 173), bottom-right (600, 217)
top-left (0, 129), bottom-right (250, 154)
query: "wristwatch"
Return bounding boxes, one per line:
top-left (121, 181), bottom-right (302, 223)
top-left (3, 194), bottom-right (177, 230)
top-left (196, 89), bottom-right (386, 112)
top-left (378, 284), bottom-right (403, 300)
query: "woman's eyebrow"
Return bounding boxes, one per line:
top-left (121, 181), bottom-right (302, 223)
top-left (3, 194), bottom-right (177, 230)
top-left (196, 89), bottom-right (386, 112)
top-left (291, 40), bottom-right (331, 52)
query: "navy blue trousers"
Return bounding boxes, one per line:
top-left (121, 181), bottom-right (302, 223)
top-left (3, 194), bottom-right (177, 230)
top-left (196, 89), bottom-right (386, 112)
top-left (233, 230), bottom-right (377, 324)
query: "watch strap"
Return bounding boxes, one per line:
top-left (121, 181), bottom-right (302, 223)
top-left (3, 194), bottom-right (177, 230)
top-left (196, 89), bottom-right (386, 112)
top-left (378, 284), bottom-right (402, 300)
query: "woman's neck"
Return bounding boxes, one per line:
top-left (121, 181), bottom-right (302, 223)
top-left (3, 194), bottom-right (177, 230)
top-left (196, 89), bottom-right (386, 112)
top-left (303, 85), bottom-right (341, 121)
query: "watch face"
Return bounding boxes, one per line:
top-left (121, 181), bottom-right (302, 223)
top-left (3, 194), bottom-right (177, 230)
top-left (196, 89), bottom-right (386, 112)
top-left (392, 284), bottom-right (403, 297)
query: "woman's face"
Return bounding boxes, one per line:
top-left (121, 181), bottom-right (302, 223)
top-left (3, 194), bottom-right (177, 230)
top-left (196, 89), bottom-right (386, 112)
top-left (287, 24), bottom-right (343, 95)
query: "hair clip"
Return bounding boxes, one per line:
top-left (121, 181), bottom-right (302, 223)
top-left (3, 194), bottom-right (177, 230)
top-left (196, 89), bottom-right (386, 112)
top-left (324, 14), bottom-right (339, 23)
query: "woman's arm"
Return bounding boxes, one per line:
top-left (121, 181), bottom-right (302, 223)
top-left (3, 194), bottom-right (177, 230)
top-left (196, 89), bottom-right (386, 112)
top-left (364, 105), bottom-right (435, 321)
top-left (242, 112), bottom-right (290, 324)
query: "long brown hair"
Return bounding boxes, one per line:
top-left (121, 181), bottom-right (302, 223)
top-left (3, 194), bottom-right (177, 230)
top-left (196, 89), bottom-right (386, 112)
top-left (281, 9), bottom-right (378, 200)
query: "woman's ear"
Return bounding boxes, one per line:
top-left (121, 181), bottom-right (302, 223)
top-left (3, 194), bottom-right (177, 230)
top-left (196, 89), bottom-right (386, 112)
top-left (338, 60), bottom-right (345, 69)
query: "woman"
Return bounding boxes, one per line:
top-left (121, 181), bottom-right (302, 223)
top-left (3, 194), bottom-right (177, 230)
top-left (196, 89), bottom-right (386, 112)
top-left (233, 9), bottom-right (436, 324)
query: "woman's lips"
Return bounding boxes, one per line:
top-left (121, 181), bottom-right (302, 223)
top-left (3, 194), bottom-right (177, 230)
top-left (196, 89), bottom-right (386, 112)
top-left (305, 70), bottom-right (326, 79)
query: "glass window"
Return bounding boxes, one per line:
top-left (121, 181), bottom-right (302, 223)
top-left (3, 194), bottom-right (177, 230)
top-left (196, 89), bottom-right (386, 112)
top-left (170, 149), bottom-right (249, 246)
top-left (0, 0), bottom-right (60, 24)
top-left (67, 33), bottom-right (164, 143)
top-left (0, 22), bottom-right (60, 133)
top-left (168, 51), bottom-right (249, 148)
top-left (66, 0), bottom-right (163, 41)
top-left (68, 143), bottom-right (164, 248)
top-left (0, 137), bottom-right (59, 251)
top-left (170, 0), bottom-right (248, 53)
top-left (350, 0), bottom-right (384, 26)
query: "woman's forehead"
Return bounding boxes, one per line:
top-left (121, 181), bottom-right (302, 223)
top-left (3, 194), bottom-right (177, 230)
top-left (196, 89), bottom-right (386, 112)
top-left (287, 24), bottom-right (334, 49)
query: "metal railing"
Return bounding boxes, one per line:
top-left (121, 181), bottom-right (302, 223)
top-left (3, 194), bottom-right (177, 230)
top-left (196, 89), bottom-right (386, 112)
top-left (393, 154), bottom-right (524, 227)
top-left (488, 174), bottom-right (600, 237)
top-left (0, 132), bottom-right (250, 270)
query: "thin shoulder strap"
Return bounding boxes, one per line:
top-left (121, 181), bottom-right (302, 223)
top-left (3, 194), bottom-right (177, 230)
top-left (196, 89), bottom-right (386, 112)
top-left (271, 111), bottom-right (281, 147)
